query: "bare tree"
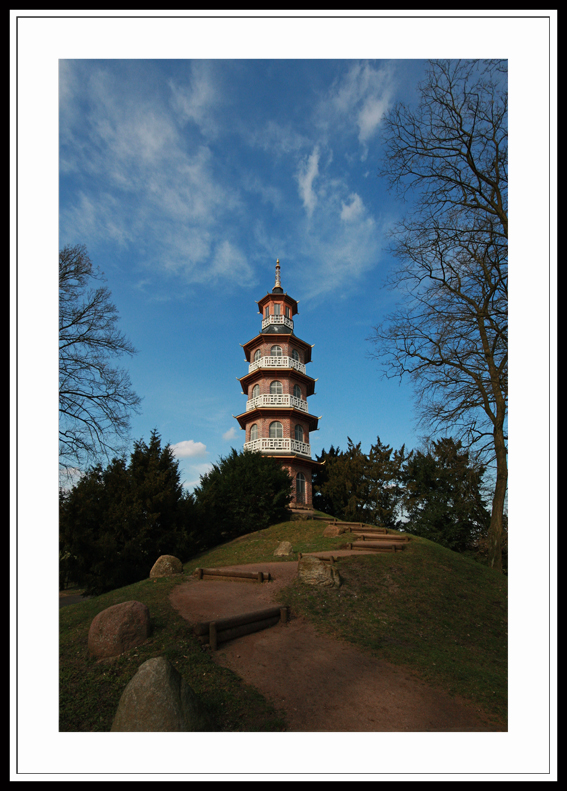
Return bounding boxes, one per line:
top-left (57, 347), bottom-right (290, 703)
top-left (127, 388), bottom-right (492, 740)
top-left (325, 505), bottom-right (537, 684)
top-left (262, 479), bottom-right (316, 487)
top-left (369, 60), bottom-right (507, 571)
top-left (59, 244), bottom-right (141, 475)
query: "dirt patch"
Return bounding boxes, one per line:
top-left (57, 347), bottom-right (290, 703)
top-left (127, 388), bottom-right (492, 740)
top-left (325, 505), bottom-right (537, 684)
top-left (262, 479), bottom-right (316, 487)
top-left (169, 560), bottom-right (503, 732)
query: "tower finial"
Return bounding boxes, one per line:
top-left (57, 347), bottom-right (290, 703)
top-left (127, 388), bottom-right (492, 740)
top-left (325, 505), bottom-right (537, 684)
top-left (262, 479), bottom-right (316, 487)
top-left (275, 259), bottom-right (281, 289)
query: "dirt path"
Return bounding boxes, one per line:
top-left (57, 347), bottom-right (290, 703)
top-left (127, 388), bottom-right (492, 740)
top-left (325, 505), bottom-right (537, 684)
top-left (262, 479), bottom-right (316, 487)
top-left (169, 559), bottom-right (502, 732)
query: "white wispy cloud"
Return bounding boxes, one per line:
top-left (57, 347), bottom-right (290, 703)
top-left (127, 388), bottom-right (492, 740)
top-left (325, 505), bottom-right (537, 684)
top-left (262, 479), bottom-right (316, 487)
top-left (169, 440), bottom-right (207, 459)
top-left (296, 146), bottom-right (320, 218)
top-left (222, 427), bottom-right (239, 441)
top-left (317, 61), bottom-right (395, 153)
top-left (210, 240), bottom-right (255, 285)
top-left (246, 119), bottom-right (310, 157)
top-left (59, 62), bottom-right (250, 290)
top-left (340, 193), bottom-right (365, 222)
top-left (286, 172), bottom-right (384, 301)
top-left (168, 61), bottom-right (221, 137)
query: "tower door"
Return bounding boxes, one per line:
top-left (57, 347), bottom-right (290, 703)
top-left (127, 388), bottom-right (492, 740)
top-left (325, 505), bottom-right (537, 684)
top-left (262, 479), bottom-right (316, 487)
top-left (296, 472), bottom-right (306, 503)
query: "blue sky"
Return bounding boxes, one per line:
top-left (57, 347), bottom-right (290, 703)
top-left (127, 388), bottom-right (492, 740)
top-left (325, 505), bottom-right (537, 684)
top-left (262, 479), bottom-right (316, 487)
top-left (59, 58), bottom-right (431, 489)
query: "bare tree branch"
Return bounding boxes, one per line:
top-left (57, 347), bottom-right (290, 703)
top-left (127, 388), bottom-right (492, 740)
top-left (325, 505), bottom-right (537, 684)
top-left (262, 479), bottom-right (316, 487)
top-left (369, 60), bottom-right (507, 570)
top-left (59, 244), bottom-right (142, 473)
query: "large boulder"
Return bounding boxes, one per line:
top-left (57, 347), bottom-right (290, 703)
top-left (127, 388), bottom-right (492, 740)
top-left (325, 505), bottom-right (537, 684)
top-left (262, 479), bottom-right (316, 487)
top-left (273, 541), bottom-right (293, 557)
top-left (88, 600), bottom-right (151, 659)
top-left (298, 556), bottom-right (341, 588)
top-left (149, 555), bottom-right (183, 578)
top-left (322, 523), bottom-right (345, 537)
top-left (111, 656), bottom-right (212, 732)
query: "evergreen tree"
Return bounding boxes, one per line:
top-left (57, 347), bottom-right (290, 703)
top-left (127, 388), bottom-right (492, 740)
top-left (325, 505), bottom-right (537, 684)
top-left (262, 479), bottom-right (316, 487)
top-left (312, 440), bottom-right (363, 521)
top-left (400, 437), bottom-right (491, 552)
top-left (193, 449), bottom-right (293, 547)
top-left (314, 437), bottom-right (405, 527)
top-left (312, 445), bottom-right (341, 515)
top-left (59, 429), bottom-right (197, 595)
top-left (365, 437), bottom-right (406, 529)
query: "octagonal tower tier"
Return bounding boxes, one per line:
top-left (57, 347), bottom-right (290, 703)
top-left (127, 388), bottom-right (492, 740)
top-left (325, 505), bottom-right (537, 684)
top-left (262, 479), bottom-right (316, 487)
top-left (234, 260), bottom-right (322, 506)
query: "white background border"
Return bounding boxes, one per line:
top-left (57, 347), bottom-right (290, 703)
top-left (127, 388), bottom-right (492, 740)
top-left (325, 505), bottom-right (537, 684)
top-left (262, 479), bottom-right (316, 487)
top-left (11, 10), bottom-right (557, 781)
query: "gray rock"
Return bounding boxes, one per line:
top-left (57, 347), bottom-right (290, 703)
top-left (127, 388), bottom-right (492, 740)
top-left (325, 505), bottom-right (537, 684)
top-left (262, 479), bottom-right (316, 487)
top-left (273, 541), bottom-right (294, 557)
top-left (149, 554), bottom-right (183, 578)
top-left (111, 656), bottom-right (212, 732)
top-left (298, 555), bottom-right (341, 588)
top-left (88, 600), bottom-right (151, 659)
top-left (322, 524), bottom-right (345, 537)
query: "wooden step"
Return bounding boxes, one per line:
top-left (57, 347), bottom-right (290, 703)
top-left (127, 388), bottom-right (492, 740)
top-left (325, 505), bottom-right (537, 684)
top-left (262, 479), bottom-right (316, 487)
top-left (347, 541), bottom-right (406, 552)
top-left (333, 521), bottom-right (387, 531)
top-left (297, 553), bottom-right (336, 563)
top-left (353, 533), bottom-right (409, 542)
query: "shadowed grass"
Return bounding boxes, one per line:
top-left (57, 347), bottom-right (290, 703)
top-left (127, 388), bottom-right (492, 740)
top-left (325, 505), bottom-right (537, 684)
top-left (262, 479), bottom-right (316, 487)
top-left (278, 535), bottom-right (507, 726)
top-left (60, 514), bottom-right (507, 730)
top-left (59, 573), bottom-right (286, 732)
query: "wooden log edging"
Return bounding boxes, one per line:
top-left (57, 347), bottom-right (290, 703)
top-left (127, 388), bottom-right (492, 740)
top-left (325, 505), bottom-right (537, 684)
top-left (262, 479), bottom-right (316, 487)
top-left (297, 553), bottom-right (335, 563)
top-left (337, 523), bottom-right (388, 533)
top-left (347, 541), bottom-right (405, 552)
top-left (194, 567), bottom-right (270, 582)
top-left (194, 605), bottom-right (289, 649)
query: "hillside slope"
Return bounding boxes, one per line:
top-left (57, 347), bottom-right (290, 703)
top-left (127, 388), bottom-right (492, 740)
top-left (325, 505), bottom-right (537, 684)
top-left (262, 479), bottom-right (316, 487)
top-left (59, 518), bottom-right (507, 730)
top-left (193, 519), bottom-right (507, 725)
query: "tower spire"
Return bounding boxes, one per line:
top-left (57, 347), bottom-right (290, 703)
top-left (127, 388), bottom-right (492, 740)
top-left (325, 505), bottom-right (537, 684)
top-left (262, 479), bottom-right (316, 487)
top-left (274, 259), bottom-right (281, 290)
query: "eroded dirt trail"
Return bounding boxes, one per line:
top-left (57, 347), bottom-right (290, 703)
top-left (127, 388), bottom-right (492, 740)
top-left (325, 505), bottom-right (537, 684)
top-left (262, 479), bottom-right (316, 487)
top-left (169, 561), bottom-right (502, 732)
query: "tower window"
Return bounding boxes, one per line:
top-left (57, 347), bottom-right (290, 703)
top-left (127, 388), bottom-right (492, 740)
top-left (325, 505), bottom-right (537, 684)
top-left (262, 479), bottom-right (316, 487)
top-left (291, 349), bottom-right (300, 361)
top-left (269, 421), bottom-right (283, 438)
top-left (252, 384), bottom-right (260, 399)
top-left (264, 307), bottom-right (270, 318)
top-left (294, 424), bottom-right (304, 441)
top-left (270, 345), bottom-right (283, 357)
top-left (274, 303), bottom-right (281, 315)
top-left (285, 306), bottom-right (291, 318)
top-left (293, 384), bottom-right (302, 399)
top-left (270, 381), bottom-right (283, 395)
top-left (250, 423), bottom-right (258, 441)
top-left (254, 349), bottom-right (262, 362)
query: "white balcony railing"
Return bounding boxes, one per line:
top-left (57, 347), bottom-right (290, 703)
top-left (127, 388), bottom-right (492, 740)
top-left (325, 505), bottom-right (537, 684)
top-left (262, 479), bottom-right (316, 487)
top-left (248, 355), bottom-right (306, 375)
top-left (246, 394), bottom-right (308, 412)
top-left (244, 437), bottom-right (311, 457)
top-left (262, 314), bottom-right (294, 331)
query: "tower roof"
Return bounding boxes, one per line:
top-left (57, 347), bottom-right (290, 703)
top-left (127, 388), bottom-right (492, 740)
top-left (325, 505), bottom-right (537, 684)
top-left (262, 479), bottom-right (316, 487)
top-left (257, 260), bottom-right (298, 314)
top-left (271, 259), bottom-right (284, 293)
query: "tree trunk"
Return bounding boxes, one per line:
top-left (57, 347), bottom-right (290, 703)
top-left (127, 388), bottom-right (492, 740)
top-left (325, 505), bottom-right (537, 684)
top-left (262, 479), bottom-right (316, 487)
top-left (487, 423), bottom-right (507, 571)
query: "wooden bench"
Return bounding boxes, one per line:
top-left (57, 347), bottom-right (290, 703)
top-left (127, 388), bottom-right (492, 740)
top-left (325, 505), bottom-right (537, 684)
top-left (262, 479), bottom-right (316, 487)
top-left (194, 567), bottom-right (271, 582)
top-left (353, 532), bottom-right (410, 542)
top-left (193, 606), bottom-right (289, 650)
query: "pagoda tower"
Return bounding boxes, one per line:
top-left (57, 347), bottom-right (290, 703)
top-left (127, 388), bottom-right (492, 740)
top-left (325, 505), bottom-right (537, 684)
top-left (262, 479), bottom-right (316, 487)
top-left (234, 260), bottom-right (322, 507)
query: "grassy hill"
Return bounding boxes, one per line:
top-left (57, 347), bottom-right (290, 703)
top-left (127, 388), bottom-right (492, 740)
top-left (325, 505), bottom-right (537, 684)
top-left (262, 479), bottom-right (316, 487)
top-left (59, 517), bottom-right (507, 731)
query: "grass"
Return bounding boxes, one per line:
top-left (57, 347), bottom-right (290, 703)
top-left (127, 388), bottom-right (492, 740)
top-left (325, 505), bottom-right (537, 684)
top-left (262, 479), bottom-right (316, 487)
top-left (278, 535), bottom-right (508, 726)
top-left (187, 516), bottom-right (348, 569)
top-left (60, 515), bottom-right (507, 730)
top-left (59, 573), bottom-right (286, 732)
